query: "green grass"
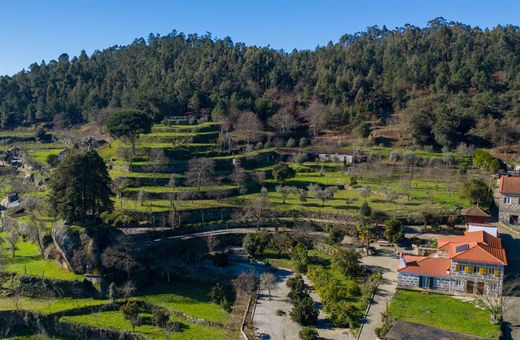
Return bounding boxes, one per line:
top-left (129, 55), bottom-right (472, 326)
top-left (0, 296), bottom-right (108, 313)
top-left (61, 310), bottom-right (230, 339)
top-left (125, 184), bottom-right (237, 194)
top-left (1, 232), bottom-right (83, 281)
top-left (0, 131), bottom-right (35, 138)
top-left (27, 148), bottom-right (65, 164)
top-left (387, 290), bottom-right (500, 339)
top-left (137, 281), bottom-right (230, 324)
top-left (114, 197), bottom-right (236, 212)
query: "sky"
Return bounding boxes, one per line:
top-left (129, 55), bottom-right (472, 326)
top-left (0, 0), bottom-right (519, 76)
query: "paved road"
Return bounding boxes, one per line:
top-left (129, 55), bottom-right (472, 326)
top-left (357, 253), bottom-right (399, 340)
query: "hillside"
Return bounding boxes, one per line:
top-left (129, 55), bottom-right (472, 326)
top-left (1, 18), bottom-right (519, 150)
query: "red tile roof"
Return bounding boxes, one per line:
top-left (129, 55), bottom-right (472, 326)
top-left (398, 257), bottom-right (451, 277)
top-left (499, 176), bottom-right (520, 195)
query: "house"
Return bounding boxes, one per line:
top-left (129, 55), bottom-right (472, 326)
top-left (1, 192), bottom-right (20, 209)
top-left (460, 206), bottom-right (490, 225)
top-left (317, 153), bottom-right (354, 164)
top-left (497, 176), bottom-right (520, 226)
top-left (397, 229), bottom-right (506, 296)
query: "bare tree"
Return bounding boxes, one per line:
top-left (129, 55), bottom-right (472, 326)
top-left (474, 278), bottom-right (520, 324)
top-left (150, 149), bottom-right (168, 185)
top-left (184, 158), bottom-right (217, 190)
top-left (101, 236), bottom-right (140, 279)
top-left (206, 234), bottom-right (220, 253)
top-left (260, 272), bottom-right (277, 300)
top-left (268, 109), bottom-right (298, 133)
top-left (235, 111), bottom-right (264, 145)
top-left (303, 101), bottom-right (328, 136)
top-left (137, 188), bottom-right (147, 206)
top-left (118, 281), bottom-right (137, 302)
top-left (6, 228), bottom-right (19, 258)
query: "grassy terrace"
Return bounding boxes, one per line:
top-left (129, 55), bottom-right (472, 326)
top-left (125, 184), bottom-right (237, 194)
top-left (151, 122), bottom-right (221, 132)
top-left (61, 310), bottom-right (230, 339)
top-left (388, 290), bottom-right (500, 339)
top-left (137, 281), bottom-right (230, 323)
top-left (115, 197), bottom-right (236, 212)
top-left (0, 232), bottom-right (83, 281)
top-left (0, 296), bottom-right (107, 313)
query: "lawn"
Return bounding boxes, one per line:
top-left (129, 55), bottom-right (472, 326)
top-left (61, 310), bottom-right (231, 339)
top-left (387, 290), bottom-right (500, 339)
top-left (114, 197), bottom-right (235, 212)
top-left (137, 281), bottom-right (230, 324)
top-left (0, 296), bottom-right (108, 314)
top-left (1, 232), bottom-right (83, 281)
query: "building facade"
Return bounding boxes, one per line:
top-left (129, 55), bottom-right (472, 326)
top-left (498, 176), bottom-right (520, 226)
top-left (397, 229), bottom-right (506, 296)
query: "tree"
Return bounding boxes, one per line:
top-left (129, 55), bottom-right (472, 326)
top-left (268, 109), bottom-right (298, 133)
top-left (358, 187), bottom-right (372, 201)
top-left (106, 109), bottom-right (152, 155)
top-left (48, 150), bottom-right (113, 223)
top-left (243, 232), bottom-right (270, 256)
top-left (184, 158), bottom-right (216, 190)
top-left (209, 282), bottom-right (226, 304)
top-left (235, 111), bottom-right (264, 145)
top-left (101, 236), bottom-right (140, 279)
top-left (121, 301), bottom-right (141, 331)
top-left (332, 249), bottom-right (362, 278)
top-left (298, 188), bottom-right (308, 203)
top-left (460, 178), bottom-right (493, 210)
top-left (6, 228), bottom-right (19, 257)
top-left (137, 187), bottom-right (147, 206)
top-left (290, 295), bottom-right (319, 326)
top-left (384, 219), bottom-right (403, 250)
top-left (276, 185), bottom-right (293, 204)
top-left (242, 189), bottom-right (270, 229)
top-left (299, 327), bottom-right (319, 340)
top-left (327, 225), bottom-right (345, 244)
top-left (260, 272), bottom-right (277, 300)
top-left (357, 202), bottom-right (375, 255)
top-left (272, 163), bottom-right (296, 183)
top-left (152, 308), bottom-right (170, 328)
top-left (304, 101), bottom-right (328, 136)
top-left (108, 282), bottom-right (117, 303)
top-left (291, 243), bottom-right (309, 273)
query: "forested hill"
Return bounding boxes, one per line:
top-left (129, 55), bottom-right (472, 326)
top-left (1, 18), bottom-right (520, 149)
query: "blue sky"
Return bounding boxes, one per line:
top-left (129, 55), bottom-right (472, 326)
top-left (0, 0), bottom-right (519, 76)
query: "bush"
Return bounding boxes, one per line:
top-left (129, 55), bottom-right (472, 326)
top-left (299, 326), bottom-right (319, 340)
top-left (243, 232), bottom-right (271, 256)
top-left (299, 137), bottom-right (308, 147)
top-left (327, 225), bottom-right (346, 244)
top-left (46, 153), bottom-right (60, 167)
top-left (286, 138), bottom-right (296, 147)
top-left (290, 295), bottom-right (319, 326)
top-left (276, 309), bottom-right (286, 316)
top-left (152, 308), bottom-right (170, 328)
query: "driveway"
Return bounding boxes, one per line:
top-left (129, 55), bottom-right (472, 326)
top-left (358, 253), bottom-right (399, 340)
top-left (253, 268), bottom-right (352, 340)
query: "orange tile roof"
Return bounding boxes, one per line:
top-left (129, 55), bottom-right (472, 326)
top-left (499, 176), bottom-right (520, 195)
top-left (398, 257), bottom-right (451, 277)
top-left (438, 230), bottom-right (506, 265)
top-left (400, 230), bottom-right (507, 277)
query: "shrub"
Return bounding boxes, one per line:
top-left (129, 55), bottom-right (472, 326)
top-left (299, 326), bottom-right (319, 340)
top-left (327, 225), bottom-right (346, 244)
top-left (286, 138), bottom-right (296, 147)
top-left (243, 232), bottom-right (271, 256)
top-left (291, 243), bottom-right (309, 273)
top-left (276, 309), bottom-right (286, 316)
top-left (299, 137), bottom-right (308, 147)
top-left (290, 295), bottom-right (319, 326)
top-left (152, 308), bottom-right (170, 328)
top-left (332, 248), bottom-right (363, 278)
top-left (46, 154), bottom-right (60, 167)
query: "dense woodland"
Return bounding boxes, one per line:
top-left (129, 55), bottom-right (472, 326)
top-left (1, 18), bottom-right (519, 149)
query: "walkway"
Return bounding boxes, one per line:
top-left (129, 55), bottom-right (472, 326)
top-left (358, 253), bottom-right (398, 340)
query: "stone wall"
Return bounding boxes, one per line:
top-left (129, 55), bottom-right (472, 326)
top-left (397, 273), bottom-right (419, 288)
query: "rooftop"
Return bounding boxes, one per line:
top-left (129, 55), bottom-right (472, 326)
top-left (460, 206), bottom-right (489, 218)
top-left (499, 176), bottom-right (520, 195)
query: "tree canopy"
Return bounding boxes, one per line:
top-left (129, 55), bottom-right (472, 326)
top-left (1, 20), bottom-right (519, 148)
top-left (48, 150), bottom-right (113, 223)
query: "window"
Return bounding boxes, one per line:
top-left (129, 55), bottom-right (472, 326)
top-left (504, 196), bottom-right (511, 204)
top-left (479, 267), bottom-right (489, 275)
top-left (518, 198), bottom-right (520, 205)
top-left (454, 264), bottom-right (460, 271)
top-left (455, 280), bottom-right (462, 286)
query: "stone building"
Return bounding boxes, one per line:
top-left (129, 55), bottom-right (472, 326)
top-left (397, 229), bottom-right (507, 296)
top-left (498, 176), bottom-right (520, 226)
